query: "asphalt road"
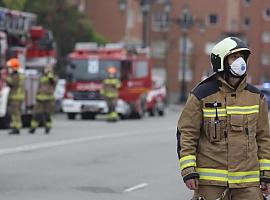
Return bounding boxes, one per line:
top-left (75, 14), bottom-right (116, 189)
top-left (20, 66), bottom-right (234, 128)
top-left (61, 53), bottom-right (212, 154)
top-left (0, 106), bottom-right (192, 200)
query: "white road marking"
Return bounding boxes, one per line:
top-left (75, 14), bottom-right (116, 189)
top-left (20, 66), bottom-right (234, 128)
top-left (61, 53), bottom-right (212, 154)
top-left (0, 128), bottom-right (174, 156)
top-left (124, 183), bottom-right (148, 192)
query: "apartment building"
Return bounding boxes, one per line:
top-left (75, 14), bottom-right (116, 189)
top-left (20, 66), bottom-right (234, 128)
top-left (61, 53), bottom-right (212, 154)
top-left (70, 0), bottom-right (270, 103)
top-left (150, 0), bottom-right (270, 102)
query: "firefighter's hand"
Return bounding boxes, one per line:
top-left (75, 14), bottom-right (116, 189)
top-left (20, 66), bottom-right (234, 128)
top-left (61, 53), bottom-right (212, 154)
top-left (185, 178), bottom-right (198, 190)
top-left (261, 182), bottom-right (270, 196)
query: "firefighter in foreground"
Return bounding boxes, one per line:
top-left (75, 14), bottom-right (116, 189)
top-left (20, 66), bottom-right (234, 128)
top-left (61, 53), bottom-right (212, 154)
top-left (6, 58), bottom-right (25, 134)
top-left (101, 66), bottom-right (121, 121)
top-left (177, 37), bottom-right (270, 199)
top-left (29, 64), bottom-right (56, 134)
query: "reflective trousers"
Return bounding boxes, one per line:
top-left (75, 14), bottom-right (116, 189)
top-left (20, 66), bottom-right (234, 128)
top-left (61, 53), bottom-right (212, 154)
top-left (8, 100), bottom-right (22, 129)
top-left (192, 185), bottom-right (264, 200)
top-left (31, 100), bottom-right (54, 128)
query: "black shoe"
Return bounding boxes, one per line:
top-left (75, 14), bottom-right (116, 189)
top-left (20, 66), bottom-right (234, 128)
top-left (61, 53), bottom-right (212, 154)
top-left (8, 129), bottom-right (20, 135)
top-left (29, 128), bottom-right (36, 134)
top-left (45, 127), bottom-right (50, 134)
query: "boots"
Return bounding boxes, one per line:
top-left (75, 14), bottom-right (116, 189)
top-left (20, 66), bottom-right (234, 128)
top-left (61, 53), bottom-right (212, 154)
top-left (45, 127), bottom-right (50, 134)
top-left (29, 127), bottom-right (36, 134)
top-left (8, 128), bottom-right (20, 135)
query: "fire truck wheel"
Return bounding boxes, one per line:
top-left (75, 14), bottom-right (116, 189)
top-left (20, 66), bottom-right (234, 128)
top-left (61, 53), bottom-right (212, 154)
top-left (81, 112), bottom-right (96, 120)
top-left (67, 113), bottom-right (76, 120)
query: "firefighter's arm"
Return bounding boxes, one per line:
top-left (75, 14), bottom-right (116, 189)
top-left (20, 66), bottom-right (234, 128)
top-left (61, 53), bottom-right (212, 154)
top-left (48, 73), bottom-right (56, 86)
top-left (100, 80), bottom-right (106, 96)
top-left (177, 94), bottom-right (202, 182)
top-left (256, 95), bottom-right (270, 183)
top-left (115, 79), bottom-right (121, 89)
top-left (6, 76), bottom-right (12, 87)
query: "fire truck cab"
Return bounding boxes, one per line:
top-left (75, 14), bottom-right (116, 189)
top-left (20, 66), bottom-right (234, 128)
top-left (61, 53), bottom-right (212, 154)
top-left (63, 43), bottom-right (152, 120)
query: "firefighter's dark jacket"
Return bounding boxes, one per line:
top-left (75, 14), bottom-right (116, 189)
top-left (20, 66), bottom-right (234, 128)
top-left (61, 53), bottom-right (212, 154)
top-left (177, 74), bottom-right (270, 188)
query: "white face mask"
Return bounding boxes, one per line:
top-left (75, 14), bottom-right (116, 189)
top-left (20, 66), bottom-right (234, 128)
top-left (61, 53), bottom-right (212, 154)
top-left (229, 57), bottom-right (247, 76)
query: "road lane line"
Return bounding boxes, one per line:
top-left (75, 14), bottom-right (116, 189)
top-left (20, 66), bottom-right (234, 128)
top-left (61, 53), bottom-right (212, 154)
top-left (0, 128), bottom-right (174, 156)
top-left (124, 183), bottom-right (148, 192)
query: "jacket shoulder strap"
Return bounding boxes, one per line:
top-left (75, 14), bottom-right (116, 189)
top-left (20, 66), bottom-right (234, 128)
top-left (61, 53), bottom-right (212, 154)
top-left (245, 83), bottom-right (264, 99)
top-left (191, 77), bottom-right (221, 100)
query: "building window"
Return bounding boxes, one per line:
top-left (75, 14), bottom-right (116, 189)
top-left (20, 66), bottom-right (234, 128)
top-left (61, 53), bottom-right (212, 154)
top-left (152, 12), bottom-right (169, 32)
top-left (243, 0), bottom-right (251, 6)
top-left (208, 14), bottom-right (218, 25)
top-left (134, 61), bottom-right (148, 78)
top-left (261, 53), bottom-right (270, 66)
top-left (243, 17), bottom-right (250, 28)
top-left (151, 40), bottom-right (167, 59)
top-left (262, 32), bottom-right (270, 43)
top-left (263, 8), bottom-right (270, 20)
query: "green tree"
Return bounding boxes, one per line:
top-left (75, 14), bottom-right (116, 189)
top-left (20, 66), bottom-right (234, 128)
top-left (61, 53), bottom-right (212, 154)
top-left (2, 0), bottom-right (27, 10)
top-left (16, 0), bottom-right (106, 76)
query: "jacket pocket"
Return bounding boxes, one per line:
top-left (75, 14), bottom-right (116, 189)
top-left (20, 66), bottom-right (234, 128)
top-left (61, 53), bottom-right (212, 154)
top-left (246, 114), bottom-right (258, 153)
top-left (230, 115), bottom-right (243, 132)
top-left (204, 118), bottom-right (223, 142)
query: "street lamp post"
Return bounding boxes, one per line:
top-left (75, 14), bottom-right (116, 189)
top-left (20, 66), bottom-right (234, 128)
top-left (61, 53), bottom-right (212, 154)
top-left (179, 5), bottom-right (193, 103)
top-left (140, 0), bottom-right (151, 47)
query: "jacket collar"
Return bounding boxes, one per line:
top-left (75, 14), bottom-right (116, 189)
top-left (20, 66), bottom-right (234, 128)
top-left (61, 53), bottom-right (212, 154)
top-left (217, 75), bottom-right (247, 93)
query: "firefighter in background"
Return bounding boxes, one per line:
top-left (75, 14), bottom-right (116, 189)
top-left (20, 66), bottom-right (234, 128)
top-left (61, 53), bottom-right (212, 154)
top-left (6, 58), bottom-right (25, 134)
top-left (29, 64), bottom-right (56, 134)
top-left (101, 66), bottom-right (121, 121)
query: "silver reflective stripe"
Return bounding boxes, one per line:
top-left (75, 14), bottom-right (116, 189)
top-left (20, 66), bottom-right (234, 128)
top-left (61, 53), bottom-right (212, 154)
top-left (180, 155), bottom-right (196, 170)
top-left (199, 172), bottom-right (228, 178)
top-left (228, 174), bottom-right (259, 180)
top-left (260, 163), bottom-right (270, 168)
top-left (181, 159), bottom-right (195, 166)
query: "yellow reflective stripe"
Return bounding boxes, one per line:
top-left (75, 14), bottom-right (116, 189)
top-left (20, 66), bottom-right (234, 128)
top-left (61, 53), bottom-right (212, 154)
top-left (179, 155), bottom-right (196, 170)
top-left (180, 155), bottom-right (196, 162)
top-left (227, 105), bottom-right (259, 115)
top-left (227, 105), bottom-right (259, 110)
top-left (197, 168), bottom-right (228, 182)
top-left (203, 108), bottom-right (227, 117)
top-left (228, 171), bottom-right (259, 184)
top-left (196, 168), bottom-right (260, 183)
top-left (259, 159), bottom-right (270, 170)
top-left (203, 105), bottom-right (259, 117)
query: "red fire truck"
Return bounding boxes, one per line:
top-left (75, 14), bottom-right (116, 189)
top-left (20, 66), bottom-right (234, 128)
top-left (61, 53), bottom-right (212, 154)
top-left (63, 42), bottom-right (161, 120)
top-left (0, 7), bottom-right (56, 128)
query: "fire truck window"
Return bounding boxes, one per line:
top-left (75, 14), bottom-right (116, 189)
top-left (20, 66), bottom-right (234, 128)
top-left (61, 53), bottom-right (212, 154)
top-left (134, 61), bottom-right (148, 78)
top-left (68, 59), bottom-right (120, 81)
top-left (121, 61), bottom-right (132, 80)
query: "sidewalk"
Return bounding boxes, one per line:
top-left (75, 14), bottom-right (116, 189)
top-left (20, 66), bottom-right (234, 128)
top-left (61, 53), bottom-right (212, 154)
top-left (167, 103), bottom-right (184, 112)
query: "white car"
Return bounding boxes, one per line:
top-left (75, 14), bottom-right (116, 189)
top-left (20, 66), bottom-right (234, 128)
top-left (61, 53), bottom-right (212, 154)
top-left (54, 79), bottom-right (66, 112)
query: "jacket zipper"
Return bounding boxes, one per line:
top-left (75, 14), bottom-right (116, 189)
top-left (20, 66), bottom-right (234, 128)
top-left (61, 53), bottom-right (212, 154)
top-left (224, 130), bottom-right (227, 142)
top-left (245, 127), bottom-right (249, 149)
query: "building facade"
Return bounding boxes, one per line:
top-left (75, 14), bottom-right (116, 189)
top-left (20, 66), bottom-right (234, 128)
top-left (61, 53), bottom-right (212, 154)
top-left (150, 0), bottom-right (270, 103)
top-left (71, 0), bottom-right (270, 103)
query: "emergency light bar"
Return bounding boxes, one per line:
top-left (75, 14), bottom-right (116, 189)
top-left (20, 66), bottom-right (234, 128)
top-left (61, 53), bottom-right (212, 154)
top-left (0, 7), bottom-right (36, 35)
top-left (104, 43), bottom-right (125, 49)
top-left (75, 42), bottom-right (98, 51)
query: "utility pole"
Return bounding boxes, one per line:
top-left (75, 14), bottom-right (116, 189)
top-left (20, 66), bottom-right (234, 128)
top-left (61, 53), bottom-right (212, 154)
top-left (179, 5), bottom-right (193, 103)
